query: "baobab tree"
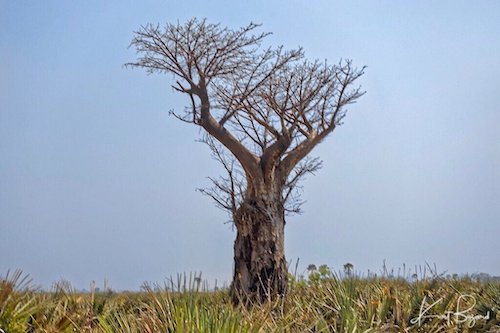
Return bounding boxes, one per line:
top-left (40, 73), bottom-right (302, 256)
top-left (127, 18), bottom-right (365, 303)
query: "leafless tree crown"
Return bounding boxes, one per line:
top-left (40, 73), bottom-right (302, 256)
top-left (128, 18), bottom-right (365, 217)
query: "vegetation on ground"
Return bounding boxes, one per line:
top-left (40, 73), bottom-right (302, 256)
top-left (1, 266), bottom-right (499, 332)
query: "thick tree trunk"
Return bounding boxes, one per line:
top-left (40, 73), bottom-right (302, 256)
top-left (230, 193), bottom-right (287, 304)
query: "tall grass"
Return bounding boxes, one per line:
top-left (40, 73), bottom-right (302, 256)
top-left (1, 268), bottom-right (499, 332)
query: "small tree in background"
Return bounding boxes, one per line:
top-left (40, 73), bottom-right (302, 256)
top-left (127, 18), bottom-right (365, 303)
top-left (344, 262), bottom-right (354, 276)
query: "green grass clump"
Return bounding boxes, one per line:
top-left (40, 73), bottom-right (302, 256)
top-left (1, 269), bottom-right (499, 332)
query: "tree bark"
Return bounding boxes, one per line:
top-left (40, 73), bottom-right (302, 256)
top-left (230, 191), bottom-right (287, 304)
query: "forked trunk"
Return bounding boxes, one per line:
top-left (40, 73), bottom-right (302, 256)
top-left (230, 193), bottom-right (287, 304)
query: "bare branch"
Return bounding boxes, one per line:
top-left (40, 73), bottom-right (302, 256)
top-left (128, 18), bottom-right (365, 217)
top-left (283, 157), bottom-right (323, 214)
top-left (197, 136), bottom-right (245, 219)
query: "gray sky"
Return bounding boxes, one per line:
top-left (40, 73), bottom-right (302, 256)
top-left (1, 0), bottom-right (499, 290)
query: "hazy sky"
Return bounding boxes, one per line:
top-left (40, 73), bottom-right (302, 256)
top-left (1, 0), bottom-right (499, 290)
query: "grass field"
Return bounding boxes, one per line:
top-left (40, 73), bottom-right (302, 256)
top-left (1, 267), bottom-right (499, 332)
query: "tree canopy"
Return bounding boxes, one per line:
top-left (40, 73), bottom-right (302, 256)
top-left (128, 18), bottom-right (365, 216)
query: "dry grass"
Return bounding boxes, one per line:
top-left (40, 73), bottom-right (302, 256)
top-left (1, 269), bottom-right (499, 332)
